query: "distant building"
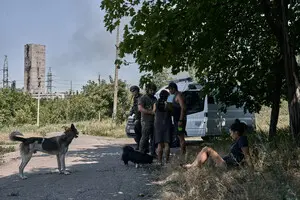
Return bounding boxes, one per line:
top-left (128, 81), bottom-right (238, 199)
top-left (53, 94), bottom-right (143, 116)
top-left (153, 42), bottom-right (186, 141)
top-left (24, 44), bottom-right (46, 94)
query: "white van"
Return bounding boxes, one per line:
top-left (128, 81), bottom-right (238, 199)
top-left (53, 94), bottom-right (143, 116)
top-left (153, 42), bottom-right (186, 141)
top-left (125, 78), bottom-right (255, 141)
top-left (155, 78), bottom-right (256, 139)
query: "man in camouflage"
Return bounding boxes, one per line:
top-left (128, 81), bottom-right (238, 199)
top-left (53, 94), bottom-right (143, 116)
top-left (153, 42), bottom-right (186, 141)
top-left (129, 85), bottom-right (142, 150)
top-left (138, 83), bottom-right (157, 156)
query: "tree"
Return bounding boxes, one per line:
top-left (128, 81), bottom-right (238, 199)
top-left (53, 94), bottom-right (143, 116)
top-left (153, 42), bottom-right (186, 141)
top-left (139, 68), bottom-right (172, 89)
top-left (0, 77), bottom-right (131, 126)
top-left (261, 0), bottom-right (300, 140)
top-left (100, 0), bottom-right (299, 137)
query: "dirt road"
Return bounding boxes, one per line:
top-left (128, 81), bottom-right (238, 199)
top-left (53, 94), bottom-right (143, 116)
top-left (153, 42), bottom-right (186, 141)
top-left (0, 133), bottom-right (163, 200)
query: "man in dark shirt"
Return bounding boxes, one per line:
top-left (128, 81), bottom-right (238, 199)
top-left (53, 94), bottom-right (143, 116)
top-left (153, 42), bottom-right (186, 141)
top-left (129, 85), bottom-right (142, 150)
top-left (167, 82), bottom-right (187, 155)
top-left (138, 83), bottom-right (157, 156)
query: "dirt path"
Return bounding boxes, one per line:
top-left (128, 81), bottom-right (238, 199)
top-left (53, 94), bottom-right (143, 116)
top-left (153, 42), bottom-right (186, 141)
top-left (0, 133), bottom-right (162, 200)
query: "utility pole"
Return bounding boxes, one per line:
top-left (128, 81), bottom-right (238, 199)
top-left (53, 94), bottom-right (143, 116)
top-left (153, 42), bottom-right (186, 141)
top-left (37, 77), bottom-right (41, 127)
top-left (112, 24), bottom-right (120, 121)
top-left (46, 67), bottom-right (53, 97)
top-left (3, 55), bottom-right (9, 88)
top-left (70, 80), bottom-right (73, 95)
top-left (98, 73), bottom-right (101, 85)
top-left (11, 80), bottom-right (16, 90)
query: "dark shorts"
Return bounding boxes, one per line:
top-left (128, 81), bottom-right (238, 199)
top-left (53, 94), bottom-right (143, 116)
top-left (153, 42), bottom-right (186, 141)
top-left (222, 155), bottom-right (239, 167)
top-left (174, 119), bottom-right (187, 136)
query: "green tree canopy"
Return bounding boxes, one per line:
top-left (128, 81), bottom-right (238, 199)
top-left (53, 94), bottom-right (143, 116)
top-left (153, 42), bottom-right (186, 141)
top-left (101, 0), bottom-right (300, 137)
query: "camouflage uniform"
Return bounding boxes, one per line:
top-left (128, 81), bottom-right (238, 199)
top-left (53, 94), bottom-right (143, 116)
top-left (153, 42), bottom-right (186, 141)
top-left (138, 94), bottom-right (157, 154)
top-left (129, 93), bottom-right (142, 149)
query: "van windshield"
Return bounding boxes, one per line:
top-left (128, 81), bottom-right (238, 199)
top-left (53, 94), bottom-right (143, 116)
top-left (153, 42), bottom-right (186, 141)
top-left (182, 91), bottom-right (205, 115)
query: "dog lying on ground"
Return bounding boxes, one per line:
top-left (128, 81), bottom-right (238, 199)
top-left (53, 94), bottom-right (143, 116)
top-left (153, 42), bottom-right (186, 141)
top-left (121, 145), bottom-right (153, 168)
top-left (9, 124), bottom-right (79, 179)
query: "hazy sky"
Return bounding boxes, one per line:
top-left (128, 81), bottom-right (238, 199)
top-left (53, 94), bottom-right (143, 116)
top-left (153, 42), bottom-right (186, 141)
top-left (0, 0), bottom-right (189, 92)
top-left (0, 0), bottom-right (140, 92)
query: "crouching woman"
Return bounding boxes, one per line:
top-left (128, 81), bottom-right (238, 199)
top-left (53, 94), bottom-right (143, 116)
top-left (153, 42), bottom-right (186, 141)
top-left (182, 119), bottom-right (253, 169)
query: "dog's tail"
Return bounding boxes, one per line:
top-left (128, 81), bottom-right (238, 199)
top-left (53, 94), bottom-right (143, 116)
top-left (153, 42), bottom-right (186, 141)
top-left (9, 131), bottom-right (26, 142)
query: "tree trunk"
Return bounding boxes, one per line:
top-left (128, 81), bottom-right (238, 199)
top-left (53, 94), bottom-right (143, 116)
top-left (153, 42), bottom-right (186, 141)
top-left (279, 0), bottom-right (300, 142)
top-left (262, 0), bottom-right (300, 143)
top-left (269, 59), bottom-right (283, 139)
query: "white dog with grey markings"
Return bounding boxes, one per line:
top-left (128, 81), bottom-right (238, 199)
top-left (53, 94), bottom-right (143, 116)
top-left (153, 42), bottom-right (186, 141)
top-left (9, 124), bottom-right (79, 179)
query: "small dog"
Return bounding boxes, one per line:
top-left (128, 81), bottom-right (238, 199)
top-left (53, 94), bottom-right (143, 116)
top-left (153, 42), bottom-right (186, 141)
top-left (9, 124), bottom-right (79, 179)
top-left (121, 145), bottom-right (153, 168)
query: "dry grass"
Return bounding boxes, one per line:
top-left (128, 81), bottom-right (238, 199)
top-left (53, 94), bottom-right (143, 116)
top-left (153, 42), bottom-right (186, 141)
top-left (158, 138), bottom-right (300, 200)
top-left (0, 119), bottom-right (126, 143)
top-left (255, 100), bottom-right (289, 132)
top-left (0, 119), bottom-right (126, 160)
top-left (157, 101), bottom-right (300, 200)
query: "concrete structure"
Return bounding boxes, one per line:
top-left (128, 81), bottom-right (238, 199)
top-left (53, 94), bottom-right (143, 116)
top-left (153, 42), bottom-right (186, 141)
top-left (24, 44), bottom-right (46, 94)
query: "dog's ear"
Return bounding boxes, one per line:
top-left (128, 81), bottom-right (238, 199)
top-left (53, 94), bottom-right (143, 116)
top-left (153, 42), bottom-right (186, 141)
top-left (71, 124), bottom-right (76, 131)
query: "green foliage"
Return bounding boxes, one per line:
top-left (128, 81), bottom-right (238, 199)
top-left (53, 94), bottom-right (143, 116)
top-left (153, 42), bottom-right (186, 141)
top-left (139, 68), bottom-right (172, 89)
top-left (0, 78), bottom-right (131, 126)
top-left (100, 0), bottom-right (300, 114)
top-left (0, 88), bottom-right (36, 127)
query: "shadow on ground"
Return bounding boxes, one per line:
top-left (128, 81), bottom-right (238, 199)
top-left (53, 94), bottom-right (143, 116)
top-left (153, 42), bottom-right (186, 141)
top-left (0, 143), bottom-right (162, 200)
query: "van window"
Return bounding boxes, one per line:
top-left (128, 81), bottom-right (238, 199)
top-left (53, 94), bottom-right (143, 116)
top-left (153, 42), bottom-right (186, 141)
top-left (182, 91), bottom-right (205, 115)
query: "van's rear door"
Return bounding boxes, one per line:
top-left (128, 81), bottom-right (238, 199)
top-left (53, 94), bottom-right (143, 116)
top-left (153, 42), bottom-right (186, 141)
top-left (206, 97), bottom-right (222, 136)
top-left (182, 90), bottom-right (206, 137)
top-left (221, 106), bottom-right (256, 132)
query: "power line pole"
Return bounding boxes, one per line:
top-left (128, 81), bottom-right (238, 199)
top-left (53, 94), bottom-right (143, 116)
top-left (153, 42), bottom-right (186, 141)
top-left (70, 80), bottom-right (73, 95)
top-left (37, 77), bottom-right (41, 127)
top-left (98, 73), bottom-right (101, 85)
top-left (46, 67), bottom-right (53, 97)
top-left (11, 80), bottom-right (16, 90)
top-left (3, 55), bottom-right (9, 88)
top-left (112, 24), bottom-right (120, 121)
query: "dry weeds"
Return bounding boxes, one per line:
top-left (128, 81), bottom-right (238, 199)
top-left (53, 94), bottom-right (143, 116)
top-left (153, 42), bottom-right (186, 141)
top-left (157, 102), bottom-right (300, 200)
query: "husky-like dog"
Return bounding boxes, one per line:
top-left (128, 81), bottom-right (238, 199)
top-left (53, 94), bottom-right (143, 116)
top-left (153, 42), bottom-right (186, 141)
top-left (121, 145), bottom-right (153, 168)
top-left (9, 124), bottom-right (79, 179)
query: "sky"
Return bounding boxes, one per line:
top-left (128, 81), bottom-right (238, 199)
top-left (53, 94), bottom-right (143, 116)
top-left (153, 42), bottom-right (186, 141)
top-left (0, 0), bottom-right (189, 92)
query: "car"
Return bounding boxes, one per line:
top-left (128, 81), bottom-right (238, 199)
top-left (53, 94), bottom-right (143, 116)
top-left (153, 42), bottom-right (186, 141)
top-left (125, 115), bottom-right (136, 140)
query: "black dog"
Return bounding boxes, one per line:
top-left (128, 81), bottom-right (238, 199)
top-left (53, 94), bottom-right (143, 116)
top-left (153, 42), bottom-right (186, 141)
top-left (121, 145), bottom-right (153, 167)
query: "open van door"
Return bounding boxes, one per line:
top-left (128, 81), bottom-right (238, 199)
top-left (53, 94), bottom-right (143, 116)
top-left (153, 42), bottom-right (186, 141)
top-left (182, 90), bottom-right (206, 137)
top-left (205, 96), bottom-right (222, 136)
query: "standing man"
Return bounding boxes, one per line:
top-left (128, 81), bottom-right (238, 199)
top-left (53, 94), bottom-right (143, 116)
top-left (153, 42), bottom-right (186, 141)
top-left (129, 85), bottom-right (142, 150)
top-left (167, 82), bottom-right (187, 155)
top-left (138, 83), bottom-right (157, 156)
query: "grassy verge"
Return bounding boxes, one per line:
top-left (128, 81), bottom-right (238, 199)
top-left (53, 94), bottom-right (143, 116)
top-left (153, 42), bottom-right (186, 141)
top-left (0, 119), bottom-right (126, 140)
top-left (255, 100), bottom-right (289, 132)
top-left (158, 133), bottom-right (300, 200)
top-left (158, 101), bottom-right (300, 199)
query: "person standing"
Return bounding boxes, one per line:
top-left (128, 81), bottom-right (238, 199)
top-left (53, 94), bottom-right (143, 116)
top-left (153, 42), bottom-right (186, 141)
top-left (138, 83), bottom-right (157, 156)
top-left (167, 82), bottom-right (187, 155)
top-left (129, 85), bottom-right (142, 150)
top-left (153, 89), bottom-right (172, 165)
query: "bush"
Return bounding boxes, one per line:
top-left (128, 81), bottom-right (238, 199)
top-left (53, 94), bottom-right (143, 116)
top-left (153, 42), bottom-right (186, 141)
top-left (0, 79), bottom-right (131, 127)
